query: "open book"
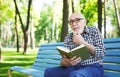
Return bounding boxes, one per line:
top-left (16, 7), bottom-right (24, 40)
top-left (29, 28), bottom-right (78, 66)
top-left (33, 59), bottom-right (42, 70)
top-left (57, 44), bottom-right (90, 60)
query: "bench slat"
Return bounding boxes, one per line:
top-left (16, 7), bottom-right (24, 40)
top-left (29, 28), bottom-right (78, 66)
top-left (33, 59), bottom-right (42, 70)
top-left (10, 66), bottom-right (44, 77)
top-left (36, 55), bottom-right (61, 59)
top-left (105, 50), bottom-right (120, 56)
top-left (104, 38), bottom-right (120, 43)
top-left (103, 56), bottom-right (120, 63)
top-left (33, 63), bottom-right (60, 68)
top-left (104, 71), bottom-right (120, 77)
top-left (103, 63), bottom-right (120, 71)
top-left (34, 59), bottom-right (60, 64)
top-left (40, 42), bottom-right (64, 47)
top-left (104, 43), bottom-right (120, 49)
top-left (38, 50), bottom-right (60, 55)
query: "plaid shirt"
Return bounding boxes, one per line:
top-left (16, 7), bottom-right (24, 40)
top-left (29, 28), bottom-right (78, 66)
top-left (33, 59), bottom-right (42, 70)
top-left (64, 26), bottom-right (105, 65)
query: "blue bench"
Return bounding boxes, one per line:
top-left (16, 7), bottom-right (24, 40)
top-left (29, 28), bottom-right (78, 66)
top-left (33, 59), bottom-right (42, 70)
top-left (8, 38), bottom-right (120, 77)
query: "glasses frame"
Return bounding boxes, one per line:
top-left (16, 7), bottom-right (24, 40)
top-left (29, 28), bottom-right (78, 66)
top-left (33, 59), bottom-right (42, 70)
top-left (68, 18), bottom-right (84, 25)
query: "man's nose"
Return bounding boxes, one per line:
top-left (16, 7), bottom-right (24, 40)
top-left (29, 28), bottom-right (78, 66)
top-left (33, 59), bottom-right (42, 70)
top-left (72, 21), bottom-right (76, 25)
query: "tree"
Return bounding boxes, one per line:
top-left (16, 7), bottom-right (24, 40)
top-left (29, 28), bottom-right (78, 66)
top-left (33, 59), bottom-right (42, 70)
top-left (71, 0), bottom-right (75, 13)
top-left (13, 0), bottom-right (32, 54)
top-left (15, 5), bottom-right (19, 52)
top-left (0, 0), bottom-right (14, 61)
top-left (107, 0), bottom-right (120, 37)
top-left (60, 0), bottom-right (69, 42)
top-left (104, 0), bottom-right (106, 38)
top-left (0, 26), bottom-right (1, 62)
top-left (113, 0), bottom-right (120, 36)
top-left (98, 0), bottom-right (102, 32)
top-left (0, 46), bottom-right (1, 62)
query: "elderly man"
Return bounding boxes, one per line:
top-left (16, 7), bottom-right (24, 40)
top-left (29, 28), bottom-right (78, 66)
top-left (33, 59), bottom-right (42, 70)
top-left (44, 13), bottom-right (105, 77)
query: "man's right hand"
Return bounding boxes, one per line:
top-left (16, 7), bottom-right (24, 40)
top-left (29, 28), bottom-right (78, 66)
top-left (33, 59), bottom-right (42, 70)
top-left (60, 55), bottom-right (82, 67)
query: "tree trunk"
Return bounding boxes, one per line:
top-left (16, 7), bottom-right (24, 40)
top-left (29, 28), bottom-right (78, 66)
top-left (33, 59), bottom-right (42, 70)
top-left (0, 23), bottom-right (2, 62)
top-left (30, 2), bottom-right (35, 49)
top-left (71, 0), bottom-right (74, 13)
top-left (60, 0), bottom-right (69, 42)
top-left (104, 0), bottom-right (106, 38)
top-left (13, 0), bottom-right (25, 53)
top-left (113, 0), bottom-right (120, 36)
top-left (23, 31), bottom-right (28, 54)
top-left (0, 43), bottom-right (1, 62)
top-left (15, 11), bottom-right (19, 52)
top-left (98, 0), bottom-right (102, 32)
top-left (30, 20), bottom-right (35, 49)
top-left (13, 0), bottom-right (32, 54)
top-left (23, 0), bottom-right (32, 54)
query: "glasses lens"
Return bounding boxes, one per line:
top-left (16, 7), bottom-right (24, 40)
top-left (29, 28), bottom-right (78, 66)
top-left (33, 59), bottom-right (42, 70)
top-left (68, 18), bottom-right (84, 25)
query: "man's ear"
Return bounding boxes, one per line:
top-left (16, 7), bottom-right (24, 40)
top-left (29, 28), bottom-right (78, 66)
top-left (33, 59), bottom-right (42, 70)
top-left (84, 19), bottom-right (87, 26)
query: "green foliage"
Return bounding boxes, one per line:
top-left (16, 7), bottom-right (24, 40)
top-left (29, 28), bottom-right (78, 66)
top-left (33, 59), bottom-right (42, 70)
top-left (35, 1), bottom-right (63, 44)
top-left (108, 0), bottom-right (120, 27)
top-left (35, 4), bottom-right (54, 44)
top-left (80, 0), bottom-right (98, 26)
top-left (0, 0), bottom-right (14, 24)
top-left (106, 0), bottom-right (120, 37)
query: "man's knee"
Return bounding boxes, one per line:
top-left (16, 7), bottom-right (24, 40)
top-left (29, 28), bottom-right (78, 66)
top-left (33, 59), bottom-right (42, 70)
top-left (44, 68), bottom-right (53, 77)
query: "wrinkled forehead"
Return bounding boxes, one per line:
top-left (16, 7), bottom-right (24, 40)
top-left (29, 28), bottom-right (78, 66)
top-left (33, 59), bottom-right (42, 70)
top-left (70, 13), bottom-right (85, 20)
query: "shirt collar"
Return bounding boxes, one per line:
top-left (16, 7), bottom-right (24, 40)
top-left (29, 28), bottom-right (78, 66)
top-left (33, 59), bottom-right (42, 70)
top-left (84, 26), bottom-right (90, 33)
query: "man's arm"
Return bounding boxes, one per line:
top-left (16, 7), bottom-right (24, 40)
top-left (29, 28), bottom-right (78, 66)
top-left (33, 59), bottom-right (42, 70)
top-left (73, 33), bottom-right (96, 55)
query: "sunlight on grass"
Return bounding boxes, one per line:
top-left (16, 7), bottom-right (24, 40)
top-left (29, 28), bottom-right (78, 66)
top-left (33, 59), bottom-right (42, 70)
top-left (0, 48), bottom-right (38, 77)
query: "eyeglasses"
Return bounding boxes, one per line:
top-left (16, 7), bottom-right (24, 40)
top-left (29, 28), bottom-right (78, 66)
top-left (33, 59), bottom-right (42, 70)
top-left (68, 18), bottom-right (84, 25)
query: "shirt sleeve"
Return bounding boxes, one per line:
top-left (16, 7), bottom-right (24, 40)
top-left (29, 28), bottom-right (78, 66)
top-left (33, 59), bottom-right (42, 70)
top-left (64, 33), bottom-right (78, 50)
top-left (92, 27), bottom-right (105, 59)
top-left (64, 36), bottom-right (72, 50)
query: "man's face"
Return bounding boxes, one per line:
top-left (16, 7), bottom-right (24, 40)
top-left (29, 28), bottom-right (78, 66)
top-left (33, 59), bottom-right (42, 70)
top-left (68, 13), bottom-right (86, 34)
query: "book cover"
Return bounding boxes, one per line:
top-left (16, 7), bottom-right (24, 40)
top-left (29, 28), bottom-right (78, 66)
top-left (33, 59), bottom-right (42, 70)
top-left (57, 44), bottom-right (90, 60)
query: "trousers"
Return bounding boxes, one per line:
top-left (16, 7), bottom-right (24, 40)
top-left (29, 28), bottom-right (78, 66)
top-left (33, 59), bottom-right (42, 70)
top-left (44, 63), bottom-right (104, 77)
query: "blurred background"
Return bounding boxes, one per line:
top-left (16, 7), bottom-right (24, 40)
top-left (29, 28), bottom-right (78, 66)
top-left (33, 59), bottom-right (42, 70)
top-left (0, 0), bottom-right (120, 52)
top-left (0, 0), bottom-right (120, 76)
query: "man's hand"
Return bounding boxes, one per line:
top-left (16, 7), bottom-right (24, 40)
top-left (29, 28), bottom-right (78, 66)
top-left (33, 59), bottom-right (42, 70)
top-left (73, 32), bottom-right (85, 45)
top-left (61, 55), bottom-right (82, 67)
top-left (73, 31), bottom-right (96, 55)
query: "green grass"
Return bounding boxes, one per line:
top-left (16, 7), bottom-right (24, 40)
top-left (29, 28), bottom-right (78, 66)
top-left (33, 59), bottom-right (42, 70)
top-left (0, 48), bottom-right (38, 77)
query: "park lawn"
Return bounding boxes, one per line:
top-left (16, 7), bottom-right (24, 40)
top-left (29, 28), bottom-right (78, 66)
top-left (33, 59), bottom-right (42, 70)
top-left (0, 48), bottom-right (38, 77)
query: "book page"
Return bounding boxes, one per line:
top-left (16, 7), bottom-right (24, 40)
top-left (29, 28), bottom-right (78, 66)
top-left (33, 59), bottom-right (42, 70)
top-left (71, 44), bottom-right (85, 52)
top-left (57, 46), bottom-right (70, 53)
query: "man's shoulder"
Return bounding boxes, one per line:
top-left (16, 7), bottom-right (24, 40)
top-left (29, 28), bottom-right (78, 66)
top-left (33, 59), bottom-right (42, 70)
top-left (86, 26), bottom-right (98, 30)
top-left (86, 26), bottom-right (99, 32)
top-left (65, 33), bottom-right (73, 39)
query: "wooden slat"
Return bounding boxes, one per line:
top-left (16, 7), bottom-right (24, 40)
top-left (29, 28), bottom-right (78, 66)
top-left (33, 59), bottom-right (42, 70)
top-left (103, 56), bottom-right (120, 63)
top-left (34, 59), bottom-right (60, 64)
top-left (31, 66), bottom-right (46, 71)
top-left (104, 71), bottom-right (120, 77)
top-left (102, 38), bottom-right (120, 77)
top-left (36, 55), bottom-right (61, 59)
top-left (105, 50), bottom-right (120, 56)
top-left (104, 43), bottom-right (120, 49)
top-left (10, 66), bottom-right (44, 77)
top-left (40, 42), bottom-right (64, 47)
top-left (104, 38), bottom-right (120, 43)
top-left (40, 46), bottom-right (58, 50)
top-left (103, 63), bottom-right (120, 71)
top-left (33, 63), bottom-right (60, 68)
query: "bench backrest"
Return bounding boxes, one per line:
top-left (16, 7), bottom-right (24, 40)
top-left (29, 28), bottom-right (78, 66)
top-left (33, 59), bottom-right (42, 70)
top-left (103, 38), bottom-right (120, 77)
top-left (31, 38), bottom-right (120, 77)
top-left (31, 42), bottom-right (63, 71)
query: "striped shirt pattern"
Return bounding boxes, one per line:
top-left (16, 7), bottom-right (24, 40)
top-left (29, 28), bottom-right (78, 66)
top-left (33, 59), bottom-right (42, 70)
top-left (64, 26), bottom-right (105, 65)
